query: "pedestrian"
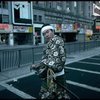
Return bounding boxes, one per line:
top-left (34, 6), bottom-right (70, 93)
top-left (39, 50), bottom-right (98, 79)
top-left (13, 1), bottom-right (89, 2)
top-left (30, 24), bottom-right (70, 99)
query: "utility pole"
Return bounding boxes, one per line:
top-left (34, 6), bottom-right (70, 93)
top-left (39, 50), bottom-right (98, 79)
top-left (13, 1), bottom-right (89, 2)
top-left (8, 1), bottom-right (14, 46)
top-left (31, 2), bottom-right (35, 45)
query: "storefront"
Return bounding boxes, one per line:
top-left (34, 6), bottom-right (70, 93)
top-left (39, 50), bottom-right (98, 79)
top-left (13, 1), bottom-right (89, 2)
top-left (85, 29), bottom-right (93, 41)
top-left (0, 24), bottom-right (13, 45)
top-left (33, 24), bottom-right (43, 45)
top-left (13, 25), bottom-right (33, 45)
top-left (11, 1), bottom-right (33, 45)
top-left (33, 23), bottom-right (79, 44)
top-left (51, 23), bottom-right (78, 42)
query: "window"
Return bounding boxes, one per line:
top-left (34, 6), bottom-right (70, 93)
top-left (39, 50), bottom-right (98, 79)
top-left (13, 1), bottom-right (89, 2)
top-left (2, 1), bottom-right (8, 9)
top-left (34, 1), bottom-right (38, 5)
top-left (74, 1), bottom-right (77, 7)
top-left (0, 15), bottom-right (2, 23)
top-left (2, 15), bottom-right (9, 23)
top-left (36, 1), bottom-right (39, 4)
top-left (34, 15), bottom-right (37, 21)
top-left (38, 15), bottom-right (42, 22)
top-left (0, 1), bottom-right (8, 8)
top-left (0, 1), bottom-right (1, 8)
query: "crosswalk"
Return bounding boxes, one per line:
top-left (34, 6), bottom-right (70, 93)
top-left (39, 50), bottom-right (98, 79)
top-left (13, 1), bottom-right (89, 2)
top-left (66, 80), bottom-right (100, 92)
top-left (0, 55), bottom-right (100, 99)
top-left (65, 55), bottom-right (100, 98)
top-left (1, 83), bottom-right (35, 99)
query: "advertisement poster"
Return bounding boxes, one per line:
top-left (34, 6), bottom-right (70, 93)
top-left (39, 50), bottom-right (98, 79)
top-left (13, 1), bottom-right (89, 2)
top-left (55, 24), bottom-right (61, 32)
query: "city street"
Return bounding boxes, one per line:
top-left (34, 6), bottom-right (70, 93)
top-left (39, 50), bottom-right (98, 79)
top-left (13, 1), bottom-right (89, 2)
top-left (0, 1), bottom-right (100, 99)
top-left (0, 47), bottom-right (100, 99)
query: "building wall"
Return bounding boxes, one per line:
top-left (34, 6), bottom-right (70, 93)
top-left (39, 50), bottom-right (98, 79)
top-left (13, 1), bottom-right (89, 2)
top-left (0, 1), bottom-right (94, 45)
top-left (33, 1), bottom-right (93, 25)
top-left (32, 1), bottom-right (94, 43)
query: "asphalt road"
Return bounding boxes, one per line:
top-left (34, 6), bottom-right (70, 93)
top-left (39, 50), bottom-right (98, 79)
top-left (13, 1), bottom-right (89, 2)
top-left (65, 55), bottom-right (100, 99)
top-left (0, 54), bottom-right (100, 99)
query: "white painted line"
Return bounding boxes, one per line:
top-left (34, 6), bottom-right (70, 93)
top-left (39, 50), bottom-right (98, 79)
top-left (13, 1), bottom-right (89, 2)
top-left (1, 83), bottom-right (36, 99)
top-left (0, 71), bottom-right (36, 84)
top-left (65, 67), bottom-right (100, 75)
top-left (66, 80), bottom-right (100, 92)
top-left (89, 57), bottom-right (100, 60)
top-left (78, 61), bottom-right (100, 66)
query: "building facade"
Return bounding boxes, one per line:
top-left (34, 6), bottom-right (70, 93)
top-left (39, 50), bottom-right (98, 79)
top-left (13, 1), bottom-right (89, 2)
top-left (32, 1), bottom-right (94, 44)
top-left (0, 1), bottom-right (33, 46)
top-left (92, 1), bottom-right (100, 35)
top-left (0, 1), bottom-right (94, 45)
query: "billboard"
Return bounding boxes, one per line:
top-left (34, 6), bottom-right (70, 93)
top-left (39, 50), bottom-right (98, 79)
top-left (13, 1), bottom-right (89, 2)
top-left (12, 1), bottom-right (33, 25)
top-left (96, 21), bottom-right (100, 29)
top-left (0, 24), bottom-right (13, 33)
top-left (13, 25), bottom-right (33, 33)
top-left (62, 24), bottom-right (73, 32)
top-left (93, 3), bottom-right (100, 16)
top-left (51, 24), bottom-right (74, 32)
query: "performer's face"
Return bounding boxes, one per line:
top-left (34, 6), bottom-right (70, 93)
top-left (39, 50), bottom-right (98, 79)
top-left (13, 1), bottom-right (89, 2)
top-left (43, 29), bottom-right (54, 42)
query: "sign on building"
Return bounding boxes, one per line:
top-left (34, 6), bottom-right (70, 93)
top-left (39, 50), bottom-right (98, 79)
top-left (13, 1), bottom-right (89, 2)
top-left (13, 25), bottom-right (33, 33)
top-left (0, 24), bottom-right (13, 33)
top-left (12, 1), bottom-right (33, 25)
top-left (93, 3), bottom-right (100, 16)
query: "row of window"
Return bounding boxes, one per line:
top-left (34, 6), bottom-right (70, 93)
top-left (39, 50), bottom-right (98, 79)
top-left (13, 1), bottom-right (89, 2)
top-left (0, 1), bottom-right (93, 26)
top-left (34, 15), bottom-right (42, 22)
top-left (0, 14), bottom-right (43, 24)
top-left (0, 14), bottom-right (9, 23)
top-left (33, 1), bottom-right (92, 17)
top-left (0, 1), bottom-right (8, 9)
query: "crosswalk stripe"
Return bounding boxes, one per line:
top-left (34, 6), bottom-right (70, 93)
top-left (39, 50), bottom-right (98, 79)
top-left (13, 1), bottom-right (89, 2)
top-left (1, 83), bottom-right (36, 99)
top-left (0, 71), bottom-right (36, 84)
top-left (66, 80), bottom-right (100, 92)
top-left (78, 61), bottom-right (100, 65)
top-left (65, 66), bottom-right (100, 75)
top-left (89, 58), bottom-right (100, 60)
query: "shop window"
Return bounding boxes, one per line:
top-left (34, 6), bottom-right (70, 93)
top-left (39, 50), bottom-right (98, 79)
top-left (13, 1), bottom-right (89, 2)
top-left (49, 2), bottom-right (52, 8)
top-left (45, 2), bottom-right (52, 8)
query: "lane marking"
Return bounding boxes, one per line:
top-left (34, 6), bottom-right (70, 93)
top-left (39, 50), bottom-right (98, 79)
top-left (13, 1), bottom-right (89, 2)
top-left (66, 80), bottom-right (100, 92)
top-left (65, 67), bottom-right (100, 75)
top-left (1, 83), bottom-right (36, 99)
top-left (0, 71), bottom-right (36, 84)
top-left (78, 61), bottom-right (100, 66)
top-left (89, 58), bottom-right (100, 60)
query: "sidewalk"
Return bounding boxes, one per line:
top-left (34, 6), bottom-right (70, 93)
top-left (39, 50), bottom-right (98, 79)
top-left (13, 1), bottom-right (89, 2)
top-left (0, 47), bottom-right (100, 83)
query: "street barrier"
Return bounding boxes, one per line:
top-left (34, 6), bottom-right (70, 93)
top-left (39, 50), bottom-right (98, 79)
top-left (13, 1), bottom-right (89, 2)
top-left (0, 40), bottom-right (100, 72)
